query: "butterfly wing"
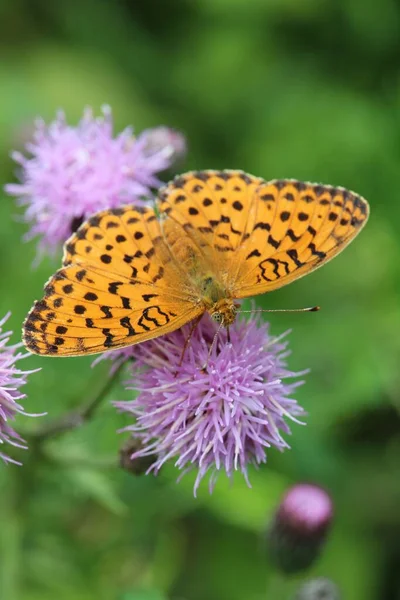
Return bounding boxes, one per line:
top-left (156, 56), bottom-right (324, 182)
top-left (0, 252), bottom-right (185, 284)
top-left (231, 178), bottom-right (369, 297)
top-left (157, 171), bottom-right (369, 299)
top-left (23, 206), bottom-right (203, 356)
top-left (24, 171), bottom-right (369, 356)
top-left (157, 170), bottom-right (264, 286)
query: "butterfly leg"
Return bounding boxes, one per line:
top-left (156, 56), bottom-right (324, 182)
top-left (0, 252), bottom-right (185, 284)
top-left (174, 314), bottom-right (204, 376)
top-left (201, 321), bottom-right (225, 372)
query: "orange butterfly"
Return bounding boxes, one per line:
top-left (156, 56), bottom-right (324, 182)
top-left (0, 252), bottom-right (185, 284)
top-left (23, 170), bottom-right (369, 356)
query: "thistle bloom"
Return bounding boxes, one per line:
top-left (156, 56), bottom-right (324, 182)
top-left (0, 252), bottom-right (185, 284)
top-left (0, 313), bottom-right (39, 465)
top-left (266, 483), bottom-right (334, 573)
top-left (113, 315), bottom-right (307, 495)
top-left (5, 106), bottom-right (185, 258)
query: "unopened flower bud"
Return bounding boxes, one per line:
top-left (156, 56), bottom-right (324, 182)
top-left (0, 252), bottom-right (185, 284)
top-left (141, 126), bottom-right (186, 165)
top-left (266, 483), bottom-right (334, 574)
top-left (119, 437), bottom-right (155, 475)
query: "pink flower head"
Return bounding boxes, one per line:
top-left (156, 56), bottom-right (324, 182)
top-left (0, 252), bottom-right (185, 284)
top-left (0, 313), bottom-right (40, 465)
top-left (5, 106), bottom-right (185, 259)
top-left (113, 314), bottom-right (307, 495)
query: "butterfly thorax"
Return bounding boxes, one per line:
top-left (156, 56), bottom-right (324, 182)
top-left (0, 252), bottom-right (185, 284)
top-left (164, 224), bottom-right (237, 325)
top-left (198, 275), bottom-right (237, 326)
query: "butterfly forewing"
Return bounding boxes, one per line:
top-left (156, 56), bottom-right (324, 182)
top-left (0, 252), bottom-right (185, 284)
top-left (231, 180), bottom-right (369, 297)
top-left (24, 205), bottom-right (202, 356)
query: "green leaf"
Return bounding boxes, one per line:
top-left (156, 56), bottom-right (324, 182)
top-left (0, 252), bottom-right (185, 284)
top-left (118, 589), bottom-right (167, 600)
top-left (66, 468), bottom-right (127, 515)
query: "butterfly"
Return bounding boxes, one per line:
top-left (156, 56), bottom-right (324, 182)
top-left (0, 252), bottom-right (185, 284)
top-left (23, 170), bottom-right (369, 356)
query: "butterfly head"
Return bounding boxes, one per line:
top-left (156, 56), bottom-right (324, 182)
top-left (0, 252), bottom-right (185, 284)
top-left (209, 299), bottom-right (239, 327)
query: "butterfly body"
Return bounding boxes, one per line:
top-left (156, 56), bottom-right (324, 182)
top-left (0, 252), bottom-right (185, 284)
top-left (207, 297), bottom-right (238, 325)
top-left (23, 170), bottom-right (369, 357)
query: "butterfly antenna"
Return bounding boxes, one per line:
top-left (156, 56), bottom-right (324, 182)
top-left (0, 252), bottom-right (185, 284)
top-left (237, 306), bottom-right (320, 314)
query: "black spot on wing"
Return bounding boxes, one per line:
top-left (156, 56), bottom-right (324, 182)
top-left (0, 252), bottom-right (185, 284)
top-left (246, 248), bottom-right (261, 260)
top-left (287, 229), bottom-right (301, 242)
top-left (76, 269), bottom-right (87, 281)
top-left (88, 215), bottom-right (101, 227)
top-left (254, 222), bottom-right (271, 232)
top-left (267, 235), bottom-right (280, 249)
top-left (102, 328), bottom-right (115, 348)
top-left (109, 281), bottom-right (122, 294)
top-left (309, 243), bottom-right (326, 260)
top-left (110, 207), bottom-right (125, 216)
top-left (298, 212), bottom-right (309, 221)
top-left (142, 294), bottom-right (158, 302)
top-left (101, 306), bottom-right (113, 318)
top-left (287, 249), bottom-right (304, 267)
top-left (120, 316), bottom-right (137, 336)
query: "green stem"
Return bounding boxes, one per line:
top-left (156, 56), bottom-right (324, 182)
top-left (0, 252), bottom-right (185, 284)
top-left (266, 571), bottom-right (295, 600)
top-left (0, 362), bottom-right (126, 598)
top-left (46, 453), bottom-right (119, 470)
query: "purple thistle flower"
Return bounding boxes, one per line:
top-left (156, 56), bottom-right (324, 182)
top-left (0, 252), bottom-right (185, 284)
top-left (5, 106), bottom-right (185, 259)
top-left (113, 315), bottom-right (307, 495)
top-left (0, 313), bottom-right (40, 465)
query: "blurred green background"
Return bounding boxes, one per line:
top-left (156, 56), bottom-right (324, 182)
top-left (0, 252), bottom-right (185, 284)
top-left (1, 1), bottom-right (400, 599)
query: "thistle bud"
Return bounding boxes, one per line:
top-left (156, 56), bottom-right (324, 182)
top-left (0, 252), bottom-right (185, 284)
top-left (294, 577), bottom-right (340, 600)
top-left (266, 483), bottom-right (334, 574)
top-left (119, 438), bottom-right (154, 475)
